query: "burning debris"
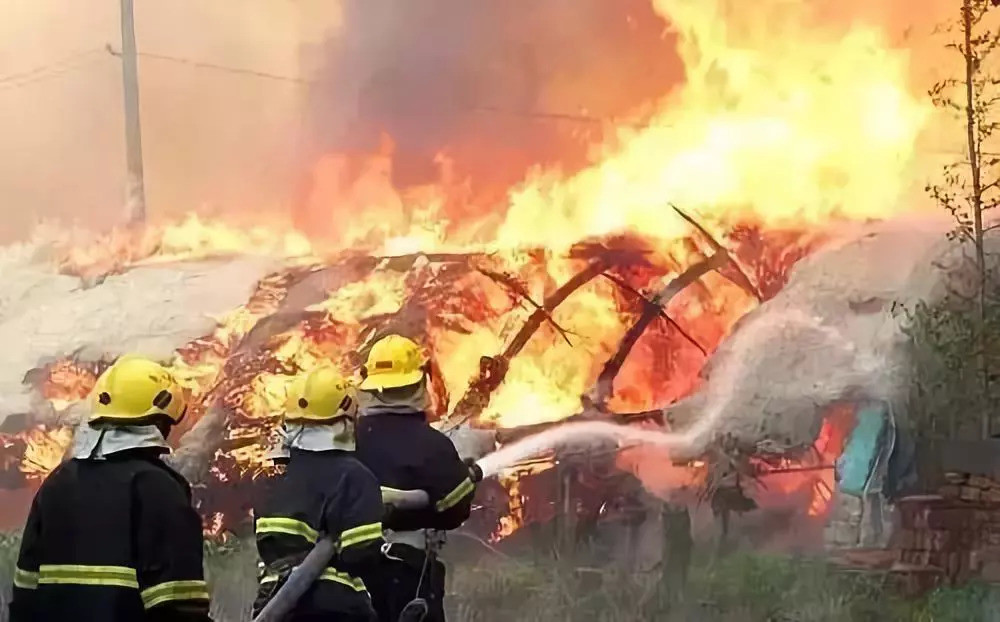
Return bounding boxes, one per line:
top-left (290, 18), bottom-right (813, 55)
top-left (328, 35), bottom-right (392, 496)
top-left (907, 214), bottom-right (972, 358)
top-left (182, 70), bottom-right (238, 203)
top-left (0, 209), bottom-right (819, 537)
top-left (0, 0), bottom-right (946, 546)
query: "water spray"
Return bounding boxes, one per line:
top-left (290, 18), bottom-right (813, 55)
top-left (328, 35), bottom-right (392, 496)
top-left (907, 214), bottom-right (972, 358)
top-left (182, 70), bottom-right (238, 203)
top-left (471, 309), bottom-right (880, 478)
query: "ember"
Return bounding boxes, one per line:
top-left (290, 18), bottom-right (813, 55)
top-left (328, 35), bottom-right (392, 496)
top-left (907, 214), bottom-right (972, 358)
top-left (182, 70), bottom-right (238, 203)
top-left (0, 0), bottom-right (932, 542)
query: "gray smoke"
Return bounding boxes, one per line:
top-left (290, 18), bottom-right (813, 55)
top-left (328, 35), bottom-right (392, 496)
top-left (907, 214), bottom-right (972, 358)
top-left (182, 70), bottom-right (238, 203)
top-left (300, 0), bottom-right (684, 188)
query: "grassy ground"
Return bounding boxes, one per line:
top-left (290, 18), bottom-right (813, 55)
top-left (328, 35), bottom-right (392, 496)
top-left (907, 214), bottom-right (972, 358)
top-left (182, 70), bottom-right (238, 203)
top-left (0, 533), bottom-right (998, 621)
top-left (447, 550), bottom-right (1000, 622)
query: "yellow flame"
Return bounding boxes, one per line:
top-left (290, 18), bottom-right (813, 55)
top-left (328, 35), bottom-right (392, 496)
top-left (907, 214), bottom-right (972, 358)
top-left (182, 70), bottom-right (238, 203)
top-left (20, 426), bottom-right (72, 481)
top-left (27, 0), bottom-right (932, 508)
top-left (497, 0), bottom-right (927, 252)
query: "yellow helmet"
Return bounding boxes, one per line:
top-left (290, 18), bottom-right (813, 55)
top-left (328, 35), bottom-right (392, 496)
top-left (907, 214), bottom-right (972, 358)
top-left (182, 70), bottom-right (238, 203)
top-left (90, 355), bottom-right (187, 424)
top-left (285, 365), bottom-right (357, 422)
top-left (358, 334), bottom-right (426, 391)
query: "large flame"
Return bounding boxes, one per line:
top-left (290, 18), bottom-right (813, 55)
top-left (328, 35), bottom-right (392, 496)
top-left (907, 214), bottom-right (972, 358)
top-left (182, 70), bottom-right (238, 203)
top-left (6, 0), bottom-right (933, 535)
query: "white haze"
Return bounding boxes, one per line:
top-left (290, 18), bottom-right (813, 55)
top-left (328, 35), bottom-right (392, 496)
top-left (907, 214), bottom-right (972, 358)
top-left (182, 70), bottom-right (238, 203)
top-left (0, 0), bottom-right (342, 243)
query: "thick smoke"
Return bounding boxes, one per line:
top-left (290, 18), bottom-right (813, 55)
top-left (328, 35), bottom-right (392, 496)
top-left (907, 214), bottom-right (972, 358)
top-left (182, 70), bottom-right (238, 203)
top-left (0, 0), bottom-right (960, 245)
top-left (299, 0), bottom-right (685, 193)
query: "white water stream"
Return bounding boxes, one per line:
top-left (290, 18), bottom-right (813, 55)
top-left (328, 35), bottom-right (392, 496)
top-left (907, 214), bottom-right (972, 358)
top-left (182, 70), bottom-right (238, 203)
top-left (475, 309), bottom-right (878, 478)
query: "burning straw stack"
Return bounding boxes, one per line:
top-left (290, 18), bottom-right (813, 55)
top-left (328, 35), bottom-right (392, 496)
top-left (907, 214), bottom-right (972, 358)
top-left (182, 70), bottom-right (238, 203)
top-left (891, 472), bottom-right (1000, 592)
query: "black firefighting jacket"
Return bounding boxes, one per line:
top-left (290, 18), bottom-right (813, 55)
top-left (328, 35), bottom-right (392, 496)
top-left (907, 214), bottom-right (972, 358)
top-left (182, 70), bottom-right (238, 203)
top-left (8, 449), bottom-right (211, 622)
top-left (355, 408), bottom-right (475, 533)
top-left (252, 449), bottom-right (384, 618)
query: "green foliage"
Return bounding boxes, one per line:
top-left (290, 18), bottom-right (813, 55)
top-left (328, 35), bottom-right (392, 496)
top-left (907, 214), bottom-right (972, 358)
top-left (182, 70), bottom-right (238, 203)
top-left (445, 550), bottom-right (999, 622)
top-left (920, 0), bottom-right (1000, 440)
top-left (926, 0), bottom-right (1000, 240)
top-left (0, 533), bottom-right (996, 620)
top-left (901, 287), bottom-right (1000, 440)
top-left (908, 583), bottom-right (1000, 622)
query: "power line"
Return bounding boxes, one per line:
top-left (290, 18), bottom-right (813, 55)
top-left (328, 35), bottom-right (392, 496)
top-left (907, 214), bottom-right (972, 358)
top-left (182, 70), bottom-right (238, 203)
top-left (109, 47), bottom-right (643, 127)
top-left (0, 48), bottom-right (106, 90)
top-left (1, 45), bottom-right (996, 162)
top-left (112, 49), bottom-right (1000, 156)
top-left (0, 56), bottom-right (107, 92)
top-left (132, 50), bottom-right (318, 85)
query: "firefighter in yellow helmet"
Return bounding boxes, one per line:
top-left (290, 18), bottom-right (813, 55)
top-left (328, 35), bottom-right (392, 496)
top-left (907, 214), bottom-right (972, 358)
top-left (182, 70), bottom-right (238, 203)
top-left (9, 355), bottom-right (212, 622)
top-left (354, 335), bottom-right (478, 622)
top-left (252, 365), bottom-right (384, 622)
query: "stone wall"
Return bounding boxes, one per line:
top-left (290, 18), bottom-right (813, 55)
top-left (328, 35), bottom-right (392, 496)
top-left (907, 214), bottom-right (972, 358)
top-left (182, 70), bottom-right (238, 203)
top-left (825, 491), bottom-right (893, 549)
top-left (890, 472), bottom-right (1000, 591)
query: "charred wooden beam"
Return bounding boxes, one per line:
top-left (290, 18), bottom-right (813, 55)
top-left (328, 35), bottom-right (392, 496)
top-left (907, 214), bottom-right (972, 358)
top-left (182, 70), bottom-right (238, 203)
top-left (476, 267), bottom-right (574, 346)
top-left (589, 206), bottom-right (762, 408)
top-left (442, 259), bottom-right (613, 431)
top-left (590, 251), bottom-right (731, 407)
top-left (670, 204), bottom-right (760, 300)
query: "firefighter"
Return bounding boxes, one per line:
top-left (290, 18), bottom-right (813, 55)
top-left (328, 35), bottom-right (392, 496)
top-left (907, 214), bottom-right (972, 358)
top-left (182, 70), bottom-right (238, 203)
top-left (8, 355), bottom-right (212, 622)
top-left (355, 335), bottom-right (478, 622)
top-left (253, 365), bottom-right (384, 622)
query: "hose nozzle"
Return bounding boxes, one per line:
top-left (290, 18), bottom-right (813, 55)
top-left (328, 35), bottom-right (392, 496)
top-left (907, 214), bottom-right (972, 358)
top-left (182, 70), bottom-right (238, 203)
top-left (465, 458), bottom-right (484, 483)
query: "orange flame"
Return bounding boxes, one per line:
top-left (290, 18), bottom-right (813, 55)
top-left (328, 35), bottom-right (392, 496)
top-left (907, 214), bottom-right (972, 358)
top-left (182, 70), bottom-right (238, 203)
top-left (6, 0), bottom-right (933, 536)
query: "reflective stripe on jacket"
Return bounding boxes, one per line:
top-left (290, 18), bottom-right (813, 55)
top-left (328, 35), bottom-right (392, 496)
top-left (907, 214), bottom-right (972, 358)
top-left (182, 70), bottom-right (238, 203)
top-left (356, 408), bottom-right (475, 532)
top-left (8, 450), bottom-right (211, 622)
top-left (252, 449), bottom-right (383, 619)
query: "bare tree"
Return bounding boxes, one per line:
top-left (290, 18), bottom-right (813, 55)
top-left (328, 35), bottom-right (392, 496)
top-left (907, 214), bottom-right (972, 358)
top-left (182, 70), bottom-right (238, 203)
top-left (927, 0), bottom-right (1000, 438)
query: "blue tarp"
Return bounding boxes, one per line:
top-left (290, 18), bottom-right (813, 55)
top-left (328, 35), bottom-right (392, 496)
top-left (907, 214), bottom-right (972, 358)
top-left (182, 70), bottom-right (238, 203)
top-left (836, 403), bottom-right (889, 497)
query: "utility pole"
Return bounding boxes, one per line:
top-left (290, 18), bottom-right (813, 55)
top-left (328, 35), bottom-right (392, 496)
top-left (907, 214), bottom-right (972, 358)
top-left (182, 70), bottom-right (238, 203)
top-left (120, 0), bottom-right (146, 225)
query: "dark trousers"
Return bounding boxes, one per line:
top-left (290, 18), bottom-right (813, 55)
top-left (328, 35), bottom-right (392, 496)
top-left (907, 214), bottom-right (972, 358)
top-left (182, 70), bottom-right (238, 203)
top-left (366, 547), bottom-right (446, 622)
top-left (290, 615), bottom-right (376, 622)
top-left (252, 583), bottom-right (377, 622)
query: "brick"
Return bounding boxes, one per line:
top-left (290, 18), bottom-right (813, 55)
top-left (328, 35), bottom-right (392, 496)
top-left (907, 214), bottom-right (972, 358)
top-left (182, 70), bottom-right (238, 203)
top-left (929, 530), bottom-right (951, 552)
top-left (982, 561), bottom-right (1000, 583)
top-left (929, 551), bottom-right (952, 570)
top-left (892, 529), bottom-right (916, 549)
top-left (985, 490), bottom-right (1000, 504)
top-left (961, 486), bottom-right (983, 502)
top-left (927, 508), bottom-right (972, 529)
top-left (939, 485), bottom-right (962, 499)
top-left (983, 528), bottom-right (1000, 546)
top-left (945, 472), bottom-right (969, 485)
top-left (944, 552), bottom-right (958, 579)
top-left (978, 545), bottom-right (1000, 563)
top-left (957, 552), bottom-right (975, 583)
top-left (901, 550), bottom-right (932, 566)
top-left (969, 475), bottom-right (995, 489)
top-left (970, 550), bottom-right (984, 572)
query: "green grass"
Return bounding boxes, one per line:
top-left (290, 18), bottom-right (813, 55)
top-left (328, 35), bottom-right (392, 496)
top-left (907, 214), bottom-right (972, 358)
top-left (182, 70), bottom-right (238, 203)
top-left (445, 550), bottom-right (1000, 622)
top-left (0, 534), bottom-right (997, 621)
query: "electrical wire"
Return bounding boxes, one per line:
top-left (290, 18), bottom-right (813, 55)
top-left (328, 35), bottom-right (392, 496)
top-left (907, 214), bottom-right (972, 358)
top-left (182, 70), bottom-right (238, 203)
top-left (110, 47), bottom-right (658, 128)
top-left (0, 49), bottom-right (106, 90)
top-left (0, 45), bottom-right (990, 161)
top-left (133, 50), bottom-right (318, 85)
top-left (116, 50), bottom-right (1000, 157)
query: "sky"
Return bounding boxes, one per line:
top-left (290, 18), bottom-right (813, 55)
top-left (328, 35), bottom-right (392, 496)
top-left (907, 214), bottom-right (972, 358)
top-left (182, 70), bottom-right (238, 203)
top-left (0, 0), bottom-right (341, 242)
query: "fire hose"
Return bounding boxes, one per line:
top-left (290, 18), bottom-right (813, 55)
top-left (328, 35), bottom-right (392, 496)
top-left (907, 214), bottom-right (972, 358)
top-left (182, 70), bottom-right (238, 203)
top-left (253, 460), bottom-right (484, 622)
